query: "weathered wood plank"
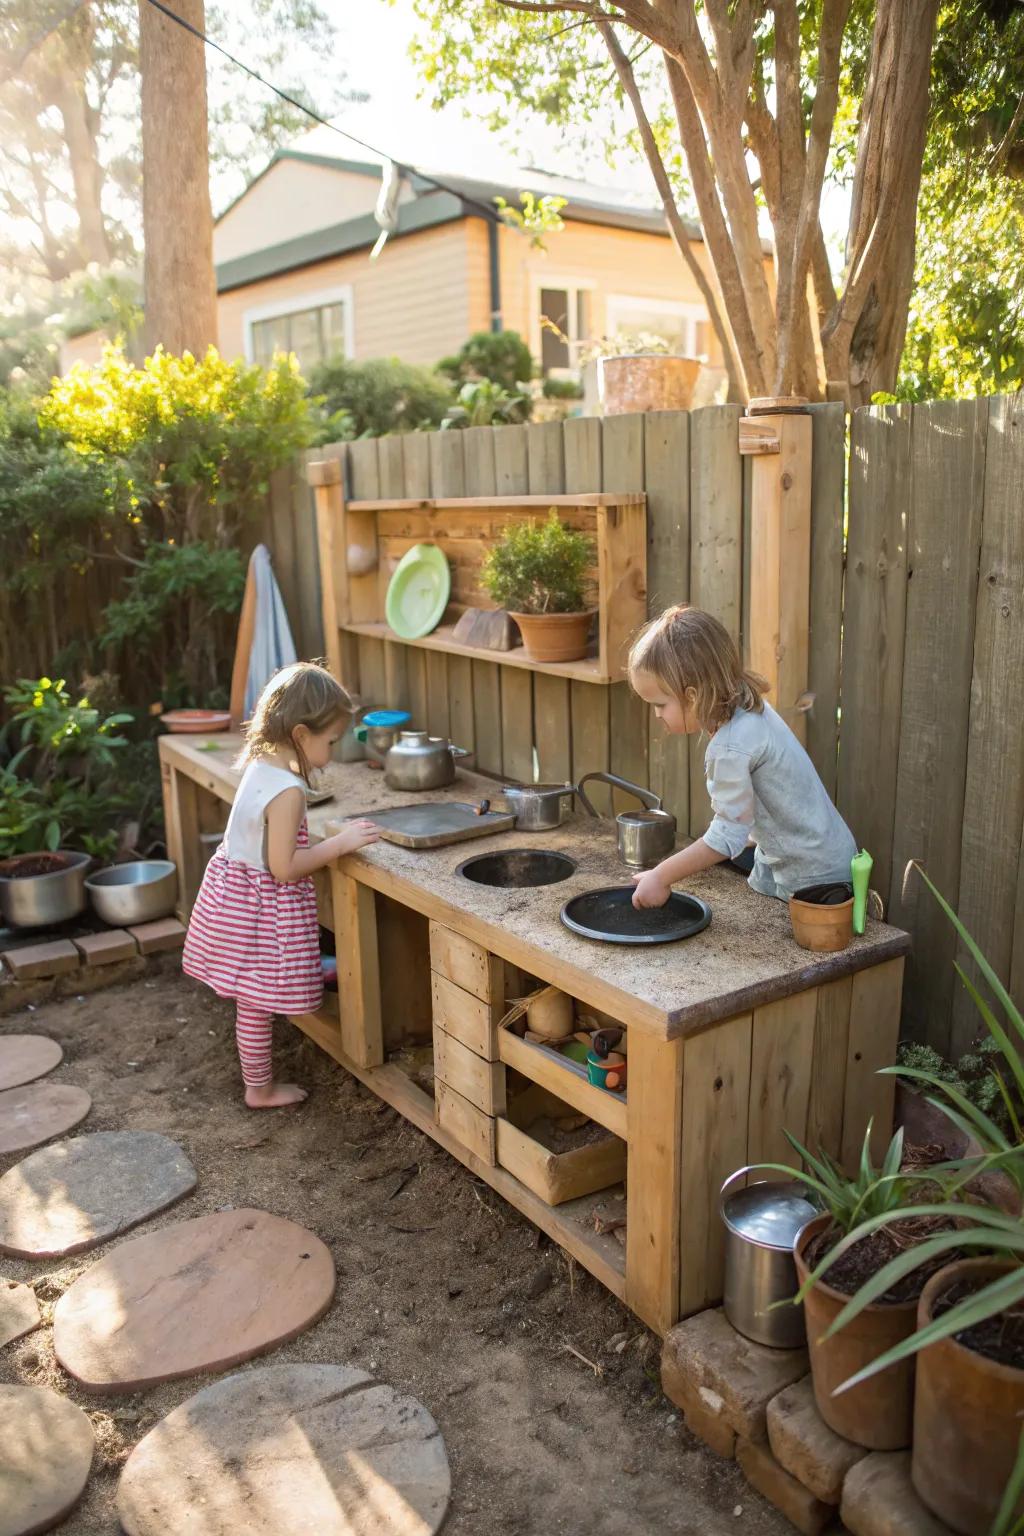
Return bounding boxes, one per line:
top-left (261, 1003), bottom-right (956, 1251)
top-left (376, 437), bottom-right (409, 705)
top-left (429, 430), bottom-right (472, 752)
top-left (625, 1032), bottom-right (683, 1335)
top-left (397, 435), bottom-right (432, 727)
top-left (806, 403), bottom-right (846, 796)
top-left (841, 959), bottom-right (903, 1168)
top-left (689, 405), bottom-right (743, 833)
top-left (564, 417), bottom-right (610, 812)
top-left (679, 1012), bottom-right (752, 1315)
top-left (528, 421), bottom-right (571, 783)
top-left (602, 415), bottom-right (648, 811)
top-left (345, 440), bottom-right (384, 704)
top-left (806, 975), bottom-right (852, 1163)
top-left (836, 405), bottom-right (912, 906)
top-left (888, 400), bottom-right (987, 1051)
top-left (746, 992), bottom-right (816, 1175)
top-left (493, 426), bottom-right (534, 781)
top-left (643, 411), bottom-right (690, 832)
top-left (952, 393), bottom-right (1024, 1052)
top-left (463, 426), bottom-right (503, 775)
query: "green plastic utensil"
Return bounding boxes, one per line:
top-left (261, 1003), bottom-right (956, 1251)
top-left (384, 543), bottom-right (451, 640)
top-left (852, 849), bottom-right (873, 935)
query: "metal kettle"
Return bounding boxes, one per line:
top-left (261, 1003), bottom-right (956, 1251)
top-left (575, 771), bottom-right (677, 868)
top-left (384, 731), bottom-right (470, 792)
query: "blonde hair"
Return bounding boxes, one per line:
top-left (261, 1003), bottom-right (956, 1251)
top-left (629, 606), bottom-right (766, 731)
top-left (241, 661), bottom-right (352, 784)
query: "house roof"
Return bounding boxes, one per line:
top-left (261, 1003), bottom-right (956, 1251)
top-left (214, 148), bottom-right (691, 293)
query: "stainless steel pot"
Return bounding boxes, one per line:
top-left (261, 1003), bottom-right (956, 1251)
top-left (0, 849), bottom-right (90, 928)
top-left (501, 783), bottom-right (575, 830)
top-left (86, 860), bottom-right (178, 926)
top-left (575, 771), bottom-right (678, 868)
top-left (720, 1167), bottom-right (818, 1348)
top-left (384, 731), bottom-right (470, 792)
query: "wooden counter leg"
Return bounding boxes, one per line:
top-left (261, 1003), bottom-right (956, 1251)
top-left (333, 867), bottom-right (383, 1068)
top-left (164, 765), bottom-right (201, 921)
top-left (625, 1031), bottom-right (684, 1335)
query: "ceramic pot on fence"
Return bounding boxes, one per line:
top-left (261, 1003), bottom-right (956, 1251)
top-left (599, 354), bottom-right (700, 414)
top-left (510, 610), bottom-right (594, 664)
top-left (794, 1214), bottom-right (917, 1450)
top-left (912, 1259), bottom-right (1024, 1536)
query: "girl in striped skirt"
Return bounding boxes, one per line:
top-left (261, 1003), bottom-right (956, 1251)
top-left (183, 662), bottom-right (379, 1107)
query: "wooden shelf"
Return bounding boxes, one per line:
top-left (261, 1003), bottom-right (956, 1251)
top-left (346, 493), bottom-right (646, 512)
top-left (498, 1028), bottom-right (628, 1138)
top-left (341, 620), bottom-right (610, 683)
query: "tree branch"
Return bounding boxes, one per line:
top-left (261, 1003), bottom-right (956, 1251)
top-left (596, 17), bottom-right (744, 397)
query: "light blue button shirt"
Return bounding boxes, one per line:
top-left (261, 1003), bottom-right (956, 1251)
top-left (703, 702), bottom-right (857, 900)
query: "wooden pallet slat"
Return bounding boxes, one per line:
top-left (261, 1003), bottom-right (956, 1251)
top-left (602, 415), bottom-right (649, 813)
top-left (564, 418), bottom-right (611, 812)
top-left (805, 403), bottom-right (846, 795)
top-left (464, 426), bottom-right (503, 776)
top-left (528, 421), bottom-right (572, 784)
top-left (643, 411), bottom-right (690, 832)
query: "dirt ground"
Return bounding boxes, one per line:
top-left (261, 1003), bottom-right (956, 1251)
top-left (1, 967), bottom-right (793, 1536)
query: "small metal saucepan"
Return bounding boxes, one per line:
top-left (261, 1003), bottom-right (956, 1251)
top-left (501, 782), bottom-right (576, 831)
top-left (575, 771), bottom-right (677, 868)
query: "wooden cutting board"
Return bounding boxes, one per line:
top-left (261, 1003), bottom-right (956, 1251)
top-left (346, 802), bottom-right (514, 848)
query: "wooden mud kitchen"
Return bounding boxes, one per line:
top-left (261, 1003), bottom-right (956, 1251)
top-left (161, 422), bottom-right (910, 1337)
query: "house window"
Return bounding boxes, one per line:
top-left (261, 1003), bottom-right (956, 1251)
top-left (244, 286), bottom-right (354, 371)
top-left (538, 284), bottom-right (591, 373)
top-left (604, 294), bottom-right (708, 358)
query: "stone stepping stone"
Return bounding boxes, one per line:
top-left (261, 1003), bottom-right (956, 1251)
top-left (0, 1083), bottom-right (91, 1156)
top-left (0, 1036), bottom-right (63, 1092)
top-left (117, 1363), bottom-right (450, 1536)
top-left (55, 1209), bottom-right (335, 1393)
top-left (0, 1280), bottom-right (40, 1347)
top-left (0, 1132), bottom-right (196, 1260)
top-left (0, 1383), bottom-right (94, 1536)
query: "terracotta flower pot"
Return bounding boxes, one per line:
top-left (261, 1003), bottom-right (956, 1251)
top-left (794, 1214), bottom-right (917, 1449)
top-left (599, 354), bottom-right (700, 414)
top-left (788, 895), bottom-right (853, 952)
top-left (912, 1258), bottom-right (1024, 1535)
top-left (510, 610), bottom-right (593, 664)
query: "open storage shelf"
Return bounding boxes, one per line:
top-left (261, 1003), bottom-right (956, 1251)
top-left (323, 489), bottom-right (648, 686)
top-left (497, 1027), bottom-right (627, 1138)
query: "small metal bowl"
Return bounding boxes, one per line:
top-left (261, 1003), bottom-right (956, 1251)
top-left (86, 860), bottom-right (178, 926)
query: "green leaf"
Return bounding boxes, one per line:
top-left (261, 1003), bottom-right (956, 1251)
top-left (43, 819), bottom-right (59, 850)
top-left (991, 1428), bottom-right (1024, 1536)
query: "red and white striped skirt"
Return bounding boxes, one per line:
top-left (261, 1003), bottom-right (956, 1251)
top-left (182, 845), bottom-right (323, 1015)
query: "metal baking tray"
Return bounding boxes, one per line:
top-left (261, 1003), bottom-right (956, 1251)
top-left (345, 802), bottom-right (515, 849)
top-left (560, 886), bottom-right (711, 944)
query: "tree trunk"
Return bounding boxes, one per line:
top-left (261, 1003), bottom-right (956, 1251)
top-left (138, 0), bottom-right (217, 356)
top-left (52, 76), bottom-right (111, 270)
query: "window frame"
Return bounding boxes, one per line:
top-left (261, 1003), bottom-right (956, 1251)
top-left (242, 283), bottom-right (356, 367)
top-left (604, 292), bottom-right (708, 358)
top-left (530, 272), bottom-right (598, 373)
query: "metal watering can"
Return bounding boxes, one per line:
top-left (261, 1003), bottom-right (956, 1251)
top-left (720, 1168), bottom-right (818, 1349)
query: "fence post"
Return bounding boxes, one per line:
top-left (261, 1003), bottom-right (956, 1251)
top-left (741, 400), bottom-right (813, 742)
top-left (308, 455), bottom-right (358, 695)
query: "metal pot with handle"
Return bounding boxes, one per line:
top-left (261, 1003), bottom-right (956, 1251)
top-left (575, 771), bottom-right (677, 868)
top-left (501, 782), bottom-right (576, 830)
top-left (720, 1167), bottom-right (818, 1348)
top-left (384, 731), bottom-right (470, 792)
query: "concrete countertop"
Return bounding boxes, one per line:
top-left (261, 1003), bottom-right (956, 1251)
top-left (161, 734), bottom-right (910, 1040)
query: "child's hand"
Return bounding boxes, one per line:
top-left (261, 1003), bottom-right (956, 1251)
top-left (332, 819), bottom-right (380, 856)
top-left (631, 870), bottom-right (672, 909)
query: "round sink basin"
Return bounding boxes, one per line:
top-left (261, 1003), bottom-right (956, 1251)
top-left (456, 849), bottom-right (576, 888)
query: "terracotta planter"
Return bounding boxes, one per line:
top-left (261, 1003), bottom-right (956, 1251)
top-left (599, 354), bottom-right (700, 415)
top-left (912, 1259), bottom-right (1024, 1535)
top-left (510, 610), bottom-right (593, 664)
top-left (788, 895), bottom-right (853, 952)
top-left (794, 1214), bottom-right (917, 1449)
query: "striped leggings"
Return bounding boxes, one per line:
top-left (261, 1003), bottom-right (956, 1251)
top-left (235, 1002), bottom-right (274, 1088)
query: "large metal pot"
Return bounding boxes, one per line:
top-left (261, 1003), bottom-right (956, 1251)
top-left (502, 783), bottom-right (575, 830)
top-left (384, 731), bottom-right (470, 792)
top-left (575, 771), bottom-right (678, 868)
top-left (0, 850), bottom-right (91, 928)
top-left (720, 1167), bottom-right (817, 1349)
top-left (86, 860), bottom-right (178, 926)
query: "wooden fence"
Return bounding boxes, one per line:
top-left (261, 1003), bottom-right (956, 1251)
top-left (275, 398), bottom-right (1024, 1059)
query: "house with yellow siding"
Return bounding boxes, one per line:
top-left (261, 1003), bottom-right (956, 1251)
top-left (213, 149), bottom-right (727, 380)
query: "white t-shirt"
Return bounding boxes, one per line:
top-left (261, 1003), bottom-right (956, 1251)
top-left (222, 759), bottom-right (306, 870)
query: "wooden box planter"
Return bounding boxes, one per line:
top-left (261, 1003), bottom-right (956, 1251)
top-left (497, 1083), bottom-right (626, 1206)
top-left (309, 468), bottom-right (647, 684)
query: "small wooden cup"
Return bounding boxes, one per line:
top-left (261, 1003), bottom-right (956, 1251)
top-left (789, 895), bottom-right (853, 952)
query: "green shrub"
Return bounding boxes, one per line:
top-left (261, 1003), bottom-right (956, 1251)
top-left (481, 511), bottom-right (594, 614)
top-left (0, 676), bottom-right (133, 859)
top-left (438, 330), bottom-right (534, 394)
top-left (307, 357), bottom-right (453, 439)
top-left (441, 379), bottom-right (528, 429)
top-left (542, 375), bottom-right (584, 400)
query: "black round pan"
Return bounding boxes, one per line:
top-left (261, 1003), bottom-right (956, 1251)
top-left (560, 886), bottom-right (711, 945)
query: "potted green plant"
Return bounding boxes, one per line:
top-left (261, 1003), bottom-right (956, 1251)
top-left (590, 332), bottom-right (701, 416)
top-left (755, 1123), bottom-right (959, 1450)
top-left (481, 511), bottom-right (596, 664)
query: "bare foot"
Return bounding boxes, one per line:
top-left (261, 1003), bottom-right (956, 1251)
top-left (245, 1081), bottom-right (308, 1108)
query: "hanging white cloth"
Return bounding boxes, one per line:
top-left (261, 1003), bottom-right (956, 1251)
top-left (244, 544), bottom-right (297, 718)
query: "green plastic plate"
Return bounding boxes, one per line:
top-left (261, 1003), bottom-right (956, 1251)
top-left (384, 543), bottom-right (451, 640)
